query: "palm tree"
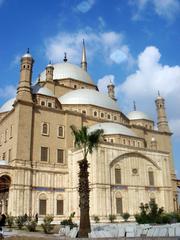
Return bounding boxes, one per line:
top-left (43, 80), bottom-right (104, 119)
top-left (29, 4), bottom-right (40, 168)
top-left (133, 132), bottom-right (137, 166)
top-left (70, 125), bottom-right (103, 238)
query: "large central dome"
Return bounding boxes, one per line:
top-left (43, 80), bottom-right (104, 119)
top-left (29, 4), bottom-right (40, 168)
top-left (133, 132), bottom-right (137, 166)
top-left (39, 62), bottom-right (94, 85)
top-left (59, 89), bottom-right (120, 111)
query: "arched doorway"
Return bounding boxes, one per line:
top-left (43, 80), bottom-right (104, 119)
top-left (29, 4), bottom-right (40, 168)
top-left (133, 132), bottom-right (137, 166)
top-left (0, 175), bottom-right (11, 214)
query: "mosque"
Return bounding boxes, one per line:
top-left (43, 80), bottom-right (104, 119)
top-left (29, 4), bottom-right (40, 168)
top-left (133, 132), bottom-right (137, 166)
top-left (0, 41), bottom-right (178, 221)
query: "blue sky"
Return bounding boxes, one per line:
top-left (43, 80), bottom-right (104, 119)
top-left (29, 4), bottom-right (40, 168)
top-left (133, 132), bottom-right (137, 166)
top-left (0, 0), bottom-right (180, 177)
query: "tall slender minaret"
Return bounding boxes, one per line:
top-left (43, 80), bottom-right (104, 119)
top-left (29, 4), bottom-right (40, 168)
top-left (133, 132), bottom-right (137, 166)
top-left (16, 49), bottom-right (34, 102)
top-left (46, 61), bottom-right (54, 82)
top-left (133, 100), bottom-right (136, 111)
top-left (155, 91), bottom-right (170, 132)
top-left (81, 39), bottom-right (87, 71)
top-left (107, 80), bottom-right (116, 101)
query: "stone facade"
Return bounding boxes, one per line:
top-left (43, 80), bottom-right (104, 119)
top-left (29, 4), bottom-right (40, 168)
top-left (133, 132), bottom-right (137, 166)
top-left (0, 46), bottom-right (178, 220)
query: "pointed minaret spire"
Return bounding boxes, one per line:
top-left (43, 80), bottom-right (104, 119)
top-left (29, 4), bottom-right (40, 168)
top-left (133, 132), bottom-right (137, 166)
top-left (158, 90), bottom-right (160, 96)
top-left (81, 39), bottom-right (87, 71)
top-left (133, 101), bottom-right (136, 111)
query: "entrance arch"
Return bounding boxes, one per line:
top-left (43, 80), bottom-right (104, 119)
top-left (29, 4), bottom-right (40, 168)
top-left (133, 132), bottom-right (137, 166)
top-left (0, 175), bottom-right (11, 214)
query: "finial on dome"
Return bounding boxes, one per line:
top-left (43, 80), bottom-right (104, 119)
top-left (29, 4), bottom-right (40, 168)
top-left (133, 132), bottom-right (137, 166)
top-left (108, 79), bottom-right (114, 86)
top-left (81, 39), bottom-right (87, 71)
top-left (64, 52), bottom-right (67, 62)
top-left (158, 90), bottom-right (160, 96)
top-left (49, 60), bottom-right (51, 64)
top-left (133, 101), bottom-right (136, 111)
top-left (21, 48), bottom-right (33, 59)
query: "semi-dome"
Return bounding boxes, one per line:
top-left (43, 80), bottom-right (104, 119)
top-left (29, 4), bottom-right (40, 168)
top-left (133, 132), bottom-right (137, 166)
top-left (127, 111), bottom-right (152, 121)
top-left (39, 62), bottom-right (94, 85)
top-left (88, 122), bottom-right (137, 137)
top-left (32, 84), bottom-right (54, 97)
top-left (0, 98), bottom-right (15, 113)
top-left (59, 89), bottom-right (120, 111)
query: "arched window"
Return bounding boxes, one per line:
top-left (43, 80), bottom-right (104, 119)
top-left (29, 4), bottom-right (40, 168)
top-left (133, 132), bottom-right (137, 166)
top-left (107, 114), bottom-right (111, 119)
top-left (115, 165), bottom-right (121, 184)
top-left (100, 112), bottom-right (104, 118)
top-left (116, 192), bottom-right (123, 214)
top-left (148, 168), bottom-right (154, 186)
top-left (57, 195), bottom-right (64, 215)
top-left (93, 111), bottom-right (98, 117)
top-left (57, 125), bottom-right (64, 138)
top-left (47, 102), bottom-right (52, 108)
top-left (39, 194), bottom-right (47, 215)
top-left (42, 123), bottom-right (49, 135)
top-left (82, 110), bottom-right (86, 115)
top-left (41, 101), bottom-right (45, 106)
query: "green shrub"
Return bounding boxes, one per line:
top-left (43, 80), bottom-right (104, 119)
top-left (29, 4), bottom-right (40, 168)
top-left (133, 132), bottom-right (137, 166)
top-left (60, 212), bottom-right (78, 229)
top-left (122, 212), bottom-right (130, 222)
top-left (109, 214), bottom-right (116, 223)
top-left (15, 216), bottom-right (26, 229)
top-left (6, 215), bottom-right (14, 228)
top-left (41, 215), bottom-right (54, 234)
top-left (135, 200), bottom-right (164, 224)
top-left (26, 218), bottom-right (37, 232)
top-left (93, 215), bottom-right (100, 223)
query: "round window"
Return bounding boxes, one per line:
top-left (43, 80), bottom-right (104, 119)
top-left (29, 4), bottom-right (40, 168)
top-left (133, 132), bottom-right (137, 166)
top-left (132, 168), bottom-right (138, 174)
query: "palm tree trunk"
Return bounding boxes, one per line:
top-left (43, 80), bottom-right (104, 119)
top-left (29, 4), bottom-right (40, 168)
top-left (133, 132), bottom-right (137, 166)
top-left (78, 158), bottom-right (91, 238)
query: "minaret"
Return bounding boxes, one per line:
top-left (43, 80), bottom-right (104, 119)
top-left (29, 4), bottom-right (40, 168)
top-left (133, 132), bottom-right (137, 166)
top-left (16, 49), bottom-right (34, 102)
top-left (81, 39), bottom-right (87, 71)
top-left (155, 91), bottom-right (170, 132)
top-left (107, 80), bottom-right (116, 101)
top-left (133, 100), bottom-right (136, 111)
top-left (46, 61), bottom-right (54, 82)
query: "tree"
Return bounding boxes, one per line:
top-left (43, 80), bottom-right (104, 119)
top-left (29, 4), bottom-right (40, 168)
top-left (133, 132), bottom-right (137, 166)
top-left (70, 125), bottom-right (103, 237)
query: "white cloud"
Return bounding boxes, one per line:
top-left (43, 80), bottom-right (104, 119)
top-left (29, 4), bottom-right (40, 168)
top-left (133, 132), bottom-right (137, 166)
top-left (130, 0), bottom-right (180, 21)
top-left (44, 30), bottom-right (134, 67)
top-left (121, 46), bottom-right (180, 99)
top-left (76, 0), bottom-right (95, 13)
top-left (0, 85), bottom-right (16, 99)
top-left (153, 0), bottom-right (180, 21)
top-left (97, 75), bottom-right (115, 93)
top-left (119, 45), bottom-right (180, 136)
top-left (110, 49), bottom-right (128, 64)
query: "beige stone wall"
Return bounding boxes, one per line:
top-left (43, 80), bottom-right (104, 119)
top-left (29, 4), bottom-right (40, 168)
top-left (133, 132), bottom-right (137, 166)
top-left (0, 110), bottom-right (16, 162)
top-left (129, 119), bottom-right (154, 130)
top-left (69, 143), bottom-right (173, 220)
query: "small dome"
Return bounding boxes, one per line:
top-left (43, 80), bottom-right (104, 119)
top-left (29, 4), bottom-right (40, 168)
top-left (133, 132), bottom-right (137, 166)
top-left (22, 53), bottom-right (32, 58)
top-left (32, 84), bottom-right (54, 97)
top-left (88, 122), bottom-right (137, 137)
top-left (59, 89), bottom-right (120, 111)
top-left (39, 62), bottom-right (94, 85)
top-left (127, 111), bottom-right (152, 121)
top-left (0, 98), bottom-right (15, 113)
top-left (156, 95), bottom-right (163, 100)
top-left (46, 62), bottom-right (54, 68)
